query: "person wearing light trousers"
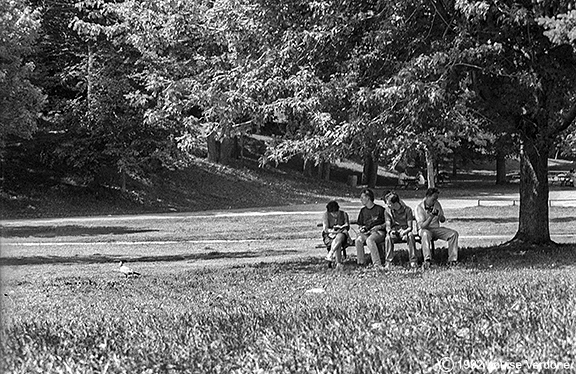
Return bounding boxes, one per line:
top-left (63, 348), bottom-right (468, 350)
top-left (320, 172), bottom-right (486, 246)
top-left (415, 187), bottom-right (459, 268)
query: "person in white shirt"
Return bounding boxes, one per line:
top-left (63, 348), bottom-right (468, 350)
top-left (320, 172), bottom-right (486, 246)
top-left (415, 187), bottom-right (459, 269)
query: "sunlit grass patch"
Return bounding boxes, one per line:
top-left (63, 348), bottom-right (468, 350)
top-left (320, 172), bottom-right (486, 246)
top-left (2, 247), bottom-right (576, 373)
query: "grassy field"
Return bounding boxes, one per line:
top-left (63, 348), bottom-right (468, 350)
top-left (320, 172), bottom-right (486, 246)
top-left (2, 204), bottom-right (576, 373)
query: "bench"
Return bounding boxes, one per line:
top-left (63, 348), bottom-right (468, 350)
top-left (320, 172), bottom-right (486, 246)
top-left (317, 220), bottom-right (436, 263)
top-left (396, 177), bottom-right (420, 190)
top-left (548, 172), bottom-right (573, 186)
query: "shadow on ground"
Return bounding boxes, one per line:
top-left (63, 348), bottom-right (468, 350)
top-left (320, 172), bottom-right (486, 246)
top-left (242, 244), bottom-right (576, 273)
top-left (1, 225), bottom-right (159, 238)
top-left (0, 249), bottom-right (298, 266)
top-left (450, 217), bottom-right (576, 224)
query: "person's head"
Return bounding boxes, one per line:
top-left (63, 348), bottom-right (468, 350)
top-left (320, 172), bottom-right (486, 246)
top-left (360, 188), bottom-right (375, 206)
top-left (425, 187), bottom-right (440, 204)
top-left (385, 192), bottom-right (401, 211)
top-left (326, 200), bottom-right (340, 213)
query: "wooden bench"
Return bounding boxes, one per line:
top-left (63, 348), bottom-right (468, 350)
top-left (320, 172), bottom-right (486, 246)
top-left (317, 220), bottom-right (436, 262)
top-left (549, 172), bottom-right (573, 186)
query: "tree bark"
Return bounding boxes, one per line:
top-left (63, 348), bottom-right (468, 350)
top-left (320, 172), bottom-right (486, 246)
top-left (323, 162), bottom-right (331, 181)
top-left (316, 161), bottom-right (331, 180)
top-left (303, 159), bottom-right (314, 177)
top-left (207, 132), bottom-right (220, 163)
top-left (219, 136), bottom-right (235, 165)
top-left (362, 154), bottom-right (378, 188)
top-left (513, 138), bottom-right (551, 243)
top-left (361, 155), bottom-right (372, 185)
top-left (425, 147), bottom-right (435, 188)
top-left (86, 42), bottom-right (96, 123)
top-left (495, 149), bottom-right (507, 185)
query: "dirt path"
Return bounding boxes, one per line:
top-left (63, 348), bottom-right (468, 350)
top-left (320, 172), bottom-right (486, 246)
top-left (2, 191), bottom-right (574, 226)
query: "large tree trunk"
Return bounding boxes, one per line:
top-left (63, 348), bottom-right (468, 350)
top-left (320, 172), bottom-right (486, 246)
top-left (513, 138), bottom-right (551, 243)
top-left (362, 153), bottom-right (378, 188)
top-left (317, 161), bottom-right (331, 181)
top-left (425, 147), bottom-right (435, 188)
top-left (207, 132), bottom-right (220, 163)
top-left (219, 136), bottom-right (235, 165)
top-left (207, 132), bottom-right (238, 165)
top-left (495, 149), bottom-right (507, 185)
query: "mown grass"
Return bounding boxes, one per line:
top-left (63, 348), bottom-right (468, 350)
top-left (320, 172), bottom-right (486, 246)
top-left (2, 246), bottom-right (576, 373)
top-left (2, 205), bottom-right (576, 373)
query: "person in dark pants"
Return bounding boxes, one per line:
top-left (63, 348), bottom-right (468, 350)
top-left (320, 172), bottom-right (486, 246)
top-left (355, 189), bottom-right (386, 270)
top-left (384, 192), bottom-right (417, 270)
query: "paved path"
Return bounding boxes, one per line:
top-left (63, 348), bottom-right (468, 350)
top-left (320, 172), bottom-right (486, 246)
top-left (2, 191), bottom-right (574, 226)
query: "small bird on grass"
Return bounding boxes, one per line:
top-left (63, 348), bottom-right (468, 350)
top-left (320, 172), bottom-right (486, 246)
top-left (117, 261), bottom-right (141, 278)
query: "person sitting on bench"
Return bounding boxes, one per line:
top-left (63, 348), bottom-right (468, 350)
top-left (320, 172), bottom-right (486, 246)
top-left (415, 187), bottom-right (459, 269)
top-left (322, 200), bottom-right (350, 269)
top-left (383, 192), bottom-right (417, 269)
top-left (397, 170), bottom-right (409, 188)
top-left (355, 189), bottom-right (386, 270)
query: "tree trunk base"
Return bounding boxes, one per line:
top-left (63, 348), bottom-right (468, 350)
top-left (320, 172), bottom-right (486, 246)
top-left (499, 236), bottom-right (558, 250)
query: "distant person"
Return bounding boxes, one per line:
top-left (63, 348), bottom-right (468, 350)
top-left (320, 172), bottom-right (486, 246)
top-left (383, 192), bottom-right (417, 269)
top-left (415, 187), bottom-right (459, 269)
top-left (397, 170), bottom-right (409, 188)
top-left (322, 201), bottom-right (350, 269)
top-left (416, 171), bottom-right (426, 189)
top-left (355, 189), bottom-right (387, 269)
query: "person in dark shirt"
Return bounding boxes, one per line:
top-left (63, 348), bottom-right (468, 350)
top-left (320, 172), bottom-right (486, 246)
top-left (384, 191), bottom-right (417, 269)
top-left (355, 188), bottom-right (386, 269)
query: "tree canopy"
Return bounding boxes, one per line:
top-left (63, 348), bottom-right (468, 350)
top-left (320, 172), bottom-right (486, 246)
top-left (1, 0), bottom-right (575, 244)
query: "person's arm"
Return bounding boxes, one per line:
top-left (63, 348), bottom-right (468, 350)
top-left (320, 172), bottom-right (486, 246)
top-left (385, 210), bottom-right (393, 233)
top-left (416, 204), bottom-right (434, 229)
top-left (357, 210), bottom-right (368, 233)
top-left (437, 202), bottom-right (446, 223)
top-left (322, 212), bottom-right (331, 233)
top-left (401, 208), bottom-right (414, 236)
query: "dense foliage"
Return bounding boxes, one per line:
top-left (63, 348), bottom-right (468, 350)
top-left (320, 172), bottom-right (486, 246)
top-left (1, 0), bottom-right (575, 242)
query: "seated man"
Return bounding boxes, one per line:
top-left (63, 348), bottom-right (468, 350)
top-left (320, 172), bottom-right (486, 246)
top-left (383, 192), bottom-right (417, 269)
top-left (416, 171), bottom-right (426, 189)
top-left (355, 188), bottom-right (386, 269)
top-left (322, 200), bottom-right (350, 269)
top-left (397, 170), bottom-right (409, 188)
top-left (415, 187), bottom-right (459, 269)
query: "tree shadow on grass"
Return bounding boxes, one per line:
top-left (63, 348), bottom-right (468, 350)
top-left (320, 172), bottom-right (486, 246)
top-left (450, 217), bottom-right (575, 224)
top-left (1, 225), bottom-right (159, 238)
top-left (243, 244), bottom-right (576, 274)
top-left (0, 249), bottom-right (298, 266)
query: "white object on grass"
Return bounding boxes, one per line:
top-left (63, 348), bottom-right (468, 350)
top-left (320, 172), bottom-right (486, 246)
top-left (305, 288), bottom-right (325, 294)
top-left (117, 261), bottom-right (141, 278)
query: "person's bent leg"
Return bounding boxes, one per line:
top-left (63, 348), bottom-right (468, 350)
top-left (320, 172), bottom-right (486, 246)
top-left (385, 233), bottom-right (395, 264)
top-left (332, 233), bottom-right (346, 264)
top-left (431, 227), bottom-right (459, 262)
top-left (356, 234), bottom-right (368, 265)
top-left (366, 231), bottom-right (385, 266)
top-left (419, 229), bottom-right (433, 262)
top-left (405, 232), bottom-right (417, 264)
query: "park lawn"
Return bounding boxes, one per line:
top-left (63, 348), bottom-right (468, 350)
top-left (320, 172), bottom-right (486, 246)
top-left (1, 248), bottom-right (576, 374)
top-left (2, 206), bottom-right (576, 244)
top-left (1, 204), bottom-right (576, 373)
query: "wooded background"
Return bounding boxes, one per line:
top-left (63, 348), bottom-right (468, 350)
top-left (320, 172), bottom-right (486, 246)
top-left (2, 0), bottom-right (576, 243)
